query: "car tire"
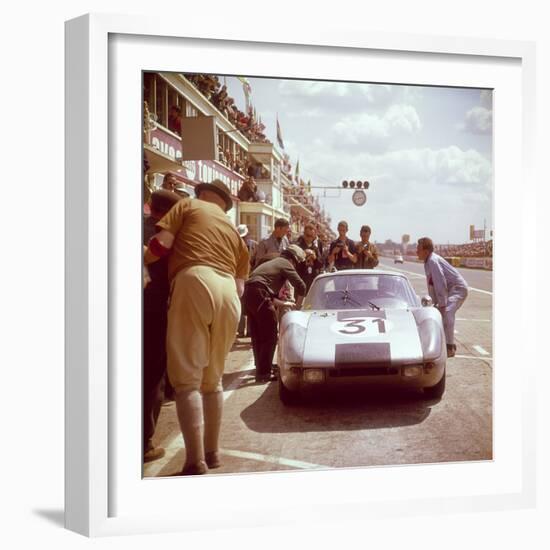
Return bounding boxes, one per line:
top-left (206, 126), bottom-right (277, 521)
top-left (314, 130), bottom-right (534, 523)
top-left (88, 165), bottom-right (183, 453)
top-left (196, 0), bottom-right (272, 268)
top-left (423, 369), bottom-right (446, 399)
top-left (278, 376), bottom-right (301, 405)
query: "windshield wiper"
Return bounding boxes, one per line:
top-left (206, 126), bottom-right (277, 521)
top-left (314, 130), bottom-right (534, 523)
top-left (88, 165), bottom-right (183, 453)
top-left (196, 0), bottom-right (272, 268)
top-left (337, 281), bottom-right (363, 307)
top-left (368, 301), bottom-right (381, 311)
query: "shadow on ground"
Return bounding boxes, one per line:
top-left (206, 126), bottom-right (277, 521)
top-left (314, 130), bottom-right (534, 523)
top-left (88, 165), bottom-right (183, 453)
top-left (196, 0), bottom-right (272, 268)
top-left (241, 382), bottom-right (436, 434)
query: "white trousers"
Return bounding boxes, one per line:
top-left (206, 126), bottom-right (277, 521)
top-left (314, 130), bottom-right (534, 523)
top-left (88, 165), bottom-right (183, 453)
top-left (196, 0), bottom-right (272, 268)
top-left (440, 287), bottom-right (468, 346)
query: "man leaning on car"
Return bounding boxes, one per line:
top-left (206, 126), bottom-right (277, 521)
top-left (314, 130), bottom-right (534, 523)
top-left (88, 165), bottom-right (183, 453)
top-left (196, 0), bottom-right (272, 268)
top-left (243, 245), bottom-right (307, 383)
top-left (417, 237), bottom-right (468, 357)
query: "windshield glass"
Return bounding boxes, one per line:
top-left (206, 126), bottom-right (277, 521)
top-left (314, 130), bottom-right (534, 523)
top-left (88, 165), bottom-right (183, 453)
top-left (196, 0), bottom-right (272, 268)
top-left (303, 274), bottom-right (419, 310)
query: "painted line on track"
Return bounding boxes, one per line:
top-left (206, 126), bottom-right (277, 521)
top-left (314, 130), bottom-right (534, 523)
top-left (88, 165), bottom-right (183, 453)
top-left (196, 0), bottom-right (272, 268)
top-left (220, 449), bottom-right (328, 470)
top-left (379, 263), bottom-right (493, 296)
top-left (455, 354), bottom-right (493, 361)
top-left (456, 318), bottom-right (491, 322)
top-left (145, 360), bottom-right (255, 478)
top-left (473, 345), bottom-right (490, 356)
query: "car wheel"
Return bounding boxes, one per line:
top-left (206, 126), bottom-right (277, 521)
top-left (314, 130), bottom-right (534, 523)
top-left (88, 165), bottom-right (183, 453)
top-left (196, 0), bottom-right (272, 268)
top-left (278, 376), bottom-right (301, 405)
top-left (423, 369), bottom-right (446, 399)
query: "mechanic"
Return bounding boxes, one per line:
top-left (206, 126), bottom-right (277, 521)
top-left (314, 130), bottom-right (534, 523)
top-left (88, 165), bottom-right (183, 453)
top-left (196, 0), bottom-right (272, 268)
top-left (355, 225), bottom-right (379, 269)
top-left (144, 179), bottom-right (250, 475)
top-left (327, 220), bottom-right (358, 270)
top-left (142, 189), bottom-right (181, 463)
top-left (417, 237), bottom-right (468, 357)
top-left (243, 245), bottom-right (307, 383)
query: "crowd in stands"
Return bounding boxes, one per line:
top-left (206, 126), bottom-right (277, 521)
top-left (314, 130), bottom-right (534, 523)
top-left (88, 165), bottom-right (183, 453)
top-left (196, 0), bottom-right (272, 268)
top-left (435, 240), bottom-right (493, 258)
top-left (217, 145), bottom-right (249, 176)
top-left (154, 73), bottom-right (334, 239)
top-left (401, 240), bottom-right (493, 258)
top-left (183, 74), bottom-right (270, 144)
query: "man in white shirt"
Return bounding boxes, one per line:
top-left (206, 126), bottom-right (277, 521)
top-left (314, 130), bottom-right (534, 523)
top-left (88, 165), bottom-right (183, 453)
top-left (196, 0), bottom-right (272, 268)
top-left (417, 237), bottom-right (468, 357)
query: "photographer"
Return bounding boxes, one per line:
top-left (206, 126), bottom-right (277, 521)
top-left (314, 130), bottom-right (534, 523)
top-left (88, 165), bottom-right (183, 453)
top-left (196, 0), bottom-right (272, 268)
top-left (295, 222), bottom-right (324, 294)
top-left (328, 220), bottom-right (358, 270)
top-left (356, 225), bottom-right (379, 269)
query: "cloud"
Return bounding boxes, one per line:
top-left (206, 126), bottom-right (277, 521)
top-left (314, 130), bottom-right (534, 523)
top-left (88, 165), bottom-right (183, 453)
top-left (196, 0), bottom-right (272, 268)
top-left (278, 81), bottom-right (422, 112)
top-left (302, 145), bottom-right (491, 196)
top-left (286, 108), bottom-right (323, 118)
top-left (462, 106), bottom-right (493, 134)
top-left (359, 84), bottom-right (393, 105)
top-left (480, 90), bottom-right (492, 108)
top-left (278, 80), bottom-right (352, 98)
top-left (330, 104), bottom-right (422, 152)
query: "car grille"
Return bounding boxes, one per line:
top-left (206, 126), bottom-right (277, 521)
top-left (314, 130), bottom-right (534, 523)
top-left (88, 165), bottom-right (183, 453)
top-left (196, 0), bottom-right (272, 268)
top-left (329, 366), bottom-right (399, 377)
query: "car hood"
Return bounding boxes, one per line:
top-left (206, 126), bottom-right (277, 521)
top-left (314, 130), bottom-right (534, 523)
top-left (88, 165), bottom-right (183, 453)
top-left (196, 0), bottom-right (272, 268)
top-left (301, 309), bottom-right (423, 367)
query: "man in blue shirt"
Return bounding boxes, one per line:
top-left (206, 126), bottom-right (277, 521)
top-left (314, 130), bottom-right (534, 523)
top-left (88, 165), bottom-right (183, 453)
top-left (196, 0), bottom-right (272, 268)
top-left (417, 237), bottom-right (468, 357)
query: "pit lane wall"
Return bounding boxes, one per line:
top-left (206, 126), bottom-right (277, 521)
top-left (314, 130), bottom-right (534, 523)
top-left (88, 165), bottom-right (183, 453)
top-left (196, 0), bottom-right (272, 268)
top-left (382, 254), bottom-right (493, 270)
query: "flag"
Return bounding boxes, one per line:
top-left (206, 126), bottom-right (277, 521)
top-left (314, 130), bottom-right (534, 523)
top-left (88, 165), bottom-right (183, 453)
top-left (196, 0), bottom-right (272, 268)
top-left (237, 76), bottom-right (252, 112)
top-left (276, 115), bottom-right (285, 149)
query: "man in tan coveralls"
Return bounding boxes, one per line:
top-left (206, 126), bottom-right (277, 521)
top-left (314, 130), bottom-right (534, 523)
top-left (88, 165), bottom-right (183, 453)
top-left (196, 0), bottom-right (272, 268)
top-left (144, 179), bottom-right (250, 475)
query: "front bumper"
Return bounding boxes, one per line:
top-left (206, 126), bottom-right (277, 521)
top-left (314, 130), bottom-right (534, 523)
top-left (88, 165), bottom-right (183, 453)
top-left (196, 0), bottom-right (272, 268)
top-left (280, 361), bottom-right (445, 392)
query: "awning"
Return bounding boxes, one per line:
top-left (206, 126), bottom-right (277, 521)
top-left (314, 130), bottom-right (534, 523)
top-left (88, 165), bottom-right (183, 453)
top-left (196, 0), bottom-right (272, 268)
top-left (144, 144), bottom-right (184, 175)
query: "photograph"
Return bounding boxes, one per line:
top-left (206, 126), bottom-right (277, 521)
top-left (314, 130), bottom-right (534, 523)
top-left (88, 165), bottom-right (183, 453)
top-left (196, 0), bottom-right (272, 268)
top-left (142, 72), bottom-right (493, 478)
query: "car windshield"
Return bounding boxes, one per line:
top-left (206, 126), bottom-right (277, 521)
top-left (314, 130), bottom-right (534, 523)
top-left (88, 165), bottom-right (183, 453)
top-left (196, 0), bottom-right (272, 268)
top-left (303, 273), bottom-right (419, 310)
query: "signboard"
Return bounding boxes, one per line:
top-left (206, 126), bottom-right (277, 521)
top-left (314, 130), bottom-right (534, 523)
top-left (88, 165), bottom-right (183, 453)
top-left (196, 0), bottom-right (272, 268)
top-left (469, 225), bottom-right (485, 240)
top-left (180, 116), bottom-right (218, 161)
top-left (182, 160), bottom-right (244, 198)
top-left (352, 189), bottom-right (367, 206)
top-left (148, 127), bottom-right (243, 197)
top-left (462, 257), bottom-right (493, 270)
top-left (150, 128), bottom-right (182, 162)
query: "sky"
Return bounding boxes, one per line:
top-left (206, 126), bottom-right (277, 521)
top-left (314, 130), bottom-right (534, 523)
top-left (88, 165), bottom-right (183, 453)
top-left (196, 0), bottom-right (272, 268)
top-left (222, 75), bottom-right (493, 245)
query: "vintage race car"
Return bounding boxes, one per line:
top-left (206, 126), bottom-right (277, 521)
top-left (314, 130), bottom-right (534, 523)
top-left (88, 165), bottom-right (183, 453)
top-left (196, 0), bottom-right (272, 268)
top-left (277, 270), bottom-right (446, 404)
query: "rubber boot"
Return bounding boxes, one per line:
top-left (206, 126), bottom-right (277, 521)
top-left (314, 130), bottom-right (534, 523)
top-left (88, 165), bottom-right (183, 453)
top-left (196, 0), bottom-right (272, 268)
top-left (174, 390), bottom-right (207, 475)
top-left (202, 390), bottom-right (223, 469)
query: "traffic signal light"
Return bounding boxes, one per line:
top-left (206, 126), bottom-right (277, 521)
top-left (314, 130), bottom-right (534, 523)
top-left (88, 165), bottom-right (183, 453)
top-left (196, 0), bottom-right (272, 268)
top-left (343, 179), bottom-right (370, 189)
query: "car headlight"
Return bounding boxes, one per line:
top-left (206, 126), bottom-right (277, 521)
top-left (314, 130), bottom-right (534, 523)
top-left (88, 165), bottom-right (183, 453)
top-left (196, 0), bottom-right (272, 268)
top-left (283, 323), bottom-right (308, 365)
top-left (303, 368), bottom-right (325, 383)
top-left (402, 365), bottom-right (423, 377)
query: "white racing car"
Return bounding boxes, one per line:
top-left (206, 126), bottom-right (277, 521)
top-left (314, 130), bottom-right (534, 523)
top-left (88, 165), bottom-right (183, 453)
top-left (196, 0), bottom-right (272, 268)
top-left (277, 270), bottom-right (446, 404)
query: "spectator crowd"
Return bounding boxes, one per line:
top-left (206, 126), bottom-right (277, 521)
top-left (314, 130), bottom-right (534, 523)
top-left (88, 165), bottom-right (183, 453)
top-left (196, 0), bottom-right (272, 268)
top-left (183, 74), bottom-right (270, 144)
top-left (434, 240), bottom-right (493, 258)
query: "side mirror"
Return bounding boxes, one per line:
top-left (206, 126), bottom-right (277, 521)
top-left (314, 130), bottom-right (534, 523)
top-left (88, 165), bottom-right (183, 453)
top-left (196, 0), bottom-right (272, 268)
top-left (421, 295), bottom-right (433, 307)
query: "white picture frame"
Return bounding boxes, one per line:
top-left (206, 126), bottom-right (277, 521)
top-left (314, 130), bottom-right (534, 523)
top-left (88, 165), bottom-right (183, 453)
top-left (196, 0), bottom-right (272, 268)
top-left (65, 13), bottom-right (537, 537)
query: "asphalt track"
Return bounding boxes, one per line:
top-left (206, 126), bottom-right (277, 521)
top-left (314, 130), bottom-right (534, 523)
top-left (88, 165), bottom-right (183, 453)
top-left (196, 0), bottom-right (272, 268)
top-left (145, 260), bottom-right (493, 478)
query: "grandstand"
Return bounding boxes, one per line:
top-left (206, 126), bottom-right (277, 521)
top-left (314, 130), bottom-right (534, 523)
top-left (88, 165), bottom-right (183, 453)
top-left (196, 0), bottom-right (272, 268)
top-left (402, 240), bottom-right (492, 258)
